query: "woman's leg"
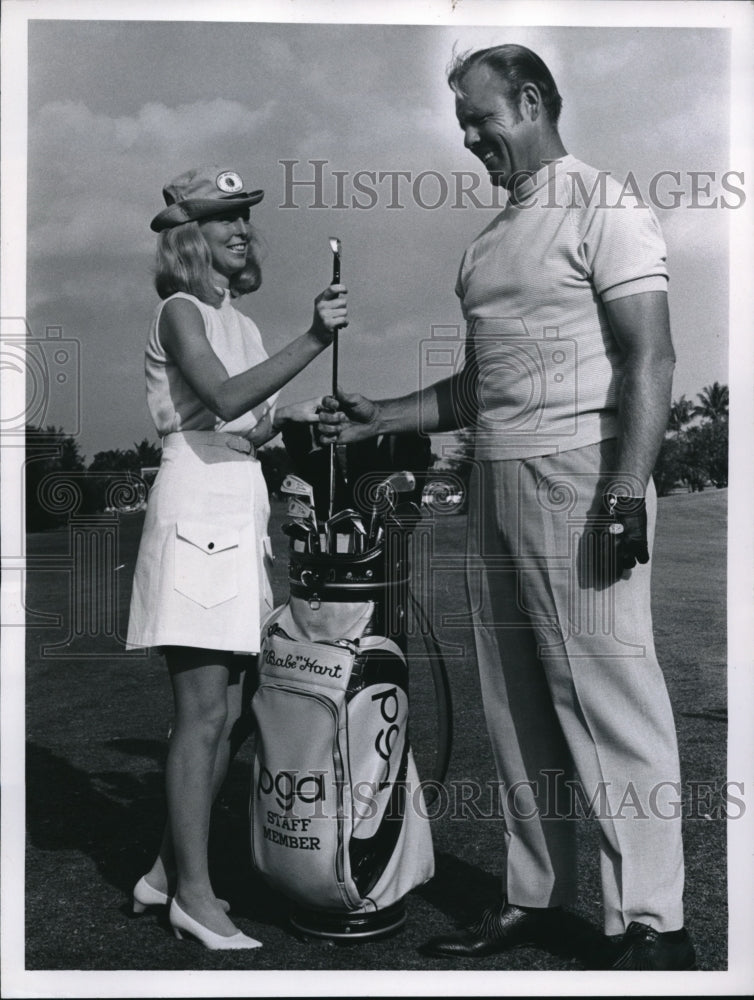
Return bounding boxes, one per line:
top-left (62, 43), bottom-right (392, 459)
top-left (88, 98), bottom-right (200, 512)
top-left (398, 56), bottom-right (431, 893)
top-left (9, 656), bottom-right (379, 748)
top-left (158, 647), bottom-right (247, 935)
top-left (144, 656), bottom-right (256, 898)
top-left (213, 654), bottom-right (256, 800)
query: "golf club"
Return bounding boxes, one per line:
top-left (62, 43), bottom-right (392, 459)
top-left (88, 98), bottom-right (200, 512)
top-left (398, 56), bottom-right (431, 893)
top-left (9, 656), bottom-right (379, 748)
top-left (328, 236), bottom-right (341, 520)
top-left (368, 470), bottom-right (417, 546)
top-left (325, 508), bottom-right (367, 555)
top-left (281, 474), bottom-right (315, 507)
top-left (390, 500), bottom-right (423, 526)
top-left (287, 495), bottom-right (317, 523)
top-left (282, 519), bottom-right (318, 554)
top-left (287, 496), bottom-right (321, 552)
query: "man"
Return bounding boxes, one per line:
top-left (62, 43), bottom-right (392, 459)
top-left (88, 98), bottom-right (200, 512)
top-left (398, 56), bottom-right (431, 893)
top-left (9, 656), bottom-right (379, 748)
top-left (317, 45), bottom-right (695, 971)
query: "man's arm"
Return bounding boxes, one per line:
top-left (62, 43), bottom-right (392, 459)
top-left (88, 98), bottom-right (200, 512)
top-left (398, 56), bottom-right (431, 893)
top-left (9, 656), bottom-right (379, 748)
top-left (604, 289), bottom-right (675, 493)
top-left (317, 369), bottom-right (474, 444)
top-left (591, 289), bottom-right (674, 577)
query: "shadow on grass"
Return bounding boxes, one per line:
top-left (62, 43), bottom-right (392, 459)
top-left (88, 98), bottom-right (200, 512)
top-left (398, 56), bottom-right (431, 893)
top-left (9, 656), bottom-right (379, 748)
top-left (25, 741), bottom-right (289, 929)
top-left (415, 850), bottom-right (607, 968)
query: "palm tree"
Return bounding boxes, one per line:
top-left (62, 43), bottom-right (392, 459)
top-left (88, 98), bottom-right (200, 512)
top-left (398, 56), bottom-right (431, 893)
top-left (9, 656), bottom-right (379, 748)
top-left (667, 395), bottom-right (695, 436)
top-left (694, 382), bottom-right (729, 422)
top-left (132, 438), bottom-right (161, 468)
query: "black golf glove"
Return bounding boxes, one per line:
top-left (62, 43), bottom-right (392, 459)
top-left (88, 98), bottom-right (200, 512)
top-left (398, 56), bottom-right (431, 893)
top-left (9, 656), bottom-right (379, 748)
top-left (604, 493), bottom-right (650, 571)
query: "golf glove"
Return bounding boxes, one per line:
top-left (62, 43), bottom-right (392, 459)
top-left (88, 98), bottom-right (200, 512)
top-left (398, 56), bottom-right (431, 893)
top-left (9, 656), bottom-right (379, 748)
top-left (605, 494), bottom-right (650, 570)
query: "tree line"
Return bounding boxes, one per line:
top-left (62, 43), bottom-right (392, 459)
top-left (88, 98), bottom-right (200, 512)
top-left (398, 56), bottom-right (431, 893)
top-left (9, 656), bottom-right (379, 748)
top-left (653, 381), bottom-right (728, 495)
top-left (24, 431), bottom-right (163, 531)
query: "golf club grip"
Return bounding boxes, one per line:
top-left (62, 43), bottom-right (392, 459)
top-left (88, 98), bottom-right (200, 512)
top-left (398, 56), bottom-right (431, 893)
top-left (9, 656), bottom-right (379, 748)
top-left (332, 331), bottom-right (339, 395)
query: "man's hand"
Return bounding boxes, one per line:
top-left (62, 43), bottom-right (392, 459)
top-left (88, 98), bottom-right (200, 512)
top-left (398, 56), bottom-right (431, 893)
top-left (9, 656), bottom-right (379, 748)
top-left (587, 494), bottom-right (650, 588)
top-left (606, 494), bottom-right (650, 570)
top-left (316, 389), bottom-right (382, 445)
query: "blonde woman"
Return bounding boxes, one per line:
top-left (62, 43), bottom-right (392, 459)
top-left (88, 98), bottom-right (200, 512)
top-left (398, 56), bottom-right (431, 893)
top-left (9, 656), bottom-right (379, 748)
top-left (127, 165), bottom-right (347, 950)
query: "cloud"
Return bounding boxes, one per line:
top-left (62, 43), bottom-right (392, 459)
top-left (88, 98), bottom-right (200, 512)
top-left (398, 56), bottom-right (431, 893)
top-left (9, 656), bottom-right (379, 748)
top-left (659, 201), bottom-right (729, 259)
top-left (28, 97), bottom-right (276, 258)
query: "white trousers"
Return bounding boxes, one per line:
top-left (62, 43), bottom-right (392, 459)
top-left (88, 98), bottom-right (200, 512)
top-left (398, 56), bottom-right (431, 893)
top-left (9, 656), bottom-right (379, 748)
top-left (465, 440), bottom-right (685, 934)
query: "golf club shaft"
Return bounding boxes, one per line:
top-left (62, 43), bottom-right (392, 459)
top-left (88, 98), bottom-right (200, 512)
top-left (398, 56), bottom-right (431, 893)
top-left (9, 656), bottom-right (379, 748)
top-left (328, 248), bottom-right (341, 519)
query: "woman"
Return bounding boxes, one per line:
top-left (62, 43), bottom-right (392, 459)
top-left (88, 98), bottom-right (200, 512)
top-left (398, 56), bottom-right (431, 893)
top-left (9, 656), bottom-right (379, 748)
top-left (126, 165), bottom-right (347, 950)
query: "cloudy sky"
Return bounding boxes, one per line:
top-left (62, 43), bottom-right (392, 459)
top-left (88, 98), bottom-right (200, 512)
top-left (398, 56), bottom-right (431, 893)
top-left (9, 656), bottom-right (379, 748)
top-left (18, 7), bottom-right (738, 463)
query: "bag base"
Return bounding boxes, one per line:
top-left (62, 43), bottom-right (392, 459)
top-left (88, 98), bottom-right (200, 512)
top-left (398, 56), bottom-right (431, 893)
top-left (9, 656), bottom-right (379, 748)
top-left (289, 899), bottom-right (406, 942)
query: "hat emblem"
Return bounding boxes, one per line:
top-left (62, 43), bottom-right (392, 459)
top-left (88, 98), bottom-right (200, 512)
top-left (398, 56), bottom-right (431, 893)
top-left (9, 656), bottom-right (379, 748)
top-left (216, 170), bottom-right (244, 194)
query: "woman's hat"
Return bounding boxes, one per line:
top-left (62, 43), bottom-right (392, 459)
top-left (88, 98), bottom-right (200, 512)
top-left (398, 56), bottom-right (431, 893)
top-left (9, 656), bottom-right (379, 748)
top-left (150, 165), bottom-right (264, 232)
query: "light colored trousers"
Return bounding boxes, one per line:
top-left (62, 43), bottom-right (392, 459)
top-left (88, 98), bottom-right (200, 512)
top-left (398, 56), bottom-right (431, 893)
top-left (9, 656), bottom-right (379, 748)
top-left (465, 441), bottom-right (684, 935)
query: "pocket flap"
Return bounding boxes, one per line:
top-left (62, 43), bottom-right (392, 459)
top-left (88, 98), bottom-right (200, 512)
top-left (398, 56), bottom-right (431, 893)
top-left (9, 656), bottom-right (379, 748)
top-left (175, 521), bottom-right (239, 555)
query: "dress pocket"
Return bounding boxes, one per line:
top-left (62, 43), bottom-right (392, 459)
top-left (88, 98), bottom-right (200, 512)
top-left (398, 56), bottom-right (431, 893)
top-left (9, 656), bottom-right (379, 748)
top-left (174, 521), bottom-right (240, 608)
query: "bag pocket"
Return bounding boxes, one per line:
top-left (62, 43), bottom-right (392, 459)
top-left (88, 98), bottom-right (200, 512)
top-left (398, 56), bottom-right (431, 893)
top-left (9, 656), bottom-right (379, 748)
top-left (174, 520), bottom-right (240, 608)
top-left (250, 682), bottom-right (363, 911)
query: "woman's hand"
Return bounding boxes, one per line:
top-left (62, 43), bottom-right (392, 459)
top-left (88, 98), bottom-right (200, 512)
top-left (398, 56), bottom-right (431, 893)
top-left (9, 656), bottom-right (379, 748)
top-left (158, 283), bottom-right (350, 425)
top-left (273, 397), bottom-right (323, 429)
top-left (310, 283), bottom-right (348, 345)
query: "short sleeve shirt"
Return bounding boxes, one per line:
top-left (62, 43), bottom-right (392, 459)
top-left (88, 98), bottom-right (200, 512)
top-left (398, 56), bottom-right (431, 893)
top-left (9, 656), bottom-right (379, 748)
top-left (456, 154), bottom-right (668, 459)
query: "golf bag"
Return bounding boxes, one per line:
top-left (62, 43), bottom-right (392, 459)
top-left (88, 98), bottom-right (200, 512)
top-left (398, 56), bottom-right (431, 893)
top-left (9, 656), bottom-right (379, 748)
top-left (249, 439), bottom-right (441, 940)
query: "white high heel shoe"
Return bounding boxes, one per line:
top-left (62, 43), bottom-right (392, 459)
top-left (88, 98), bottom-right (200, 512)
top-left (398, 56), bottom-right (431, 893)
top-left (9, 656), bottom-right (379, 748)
top-left (132, 876), bottom-right (230, 915)
top-left (169, 899), bottom-right (262, 951)
top-left (132, 875), bottom-right (170, 913)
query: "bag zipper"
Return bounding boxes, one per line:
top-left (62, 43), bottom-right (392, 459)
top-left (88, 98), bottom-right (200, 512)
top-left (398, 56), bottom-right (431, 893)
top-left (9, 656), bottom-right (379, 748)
top-left (254, 682), bottom-right (362, 907)
top-left (266, 621), bottom-right (359, 655)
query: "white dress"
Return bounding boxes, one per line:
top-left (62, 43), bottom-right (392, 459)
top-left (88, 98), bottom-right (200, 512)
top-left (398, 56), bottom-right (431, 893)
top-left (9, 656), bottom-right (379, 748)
top-left (126, 291), bottom-right (278, 654)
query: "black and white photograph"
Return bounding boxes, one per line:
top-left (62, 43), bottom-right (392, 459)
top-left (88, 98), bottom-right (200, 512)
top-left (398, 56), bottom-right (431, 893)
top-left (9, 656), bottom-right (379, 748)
top-left (1, 0), bottom-right (753, 996)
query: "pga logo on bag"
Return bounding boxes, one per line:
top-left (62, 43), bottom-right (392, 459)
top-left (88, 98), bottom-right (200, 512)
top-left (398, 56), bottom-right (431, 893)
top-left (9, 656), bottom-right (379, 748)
top-left (372, 686), bottom-right (402, 789)
top-left (257, 765), bottom-right (326, 813)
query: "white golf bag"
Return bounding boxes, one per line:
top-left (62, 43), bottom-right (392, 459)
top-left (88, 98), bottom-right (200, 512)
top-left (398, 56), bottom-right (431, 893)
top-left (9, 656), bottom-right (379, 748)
top-left (249, 502), bottom-right (436, 940)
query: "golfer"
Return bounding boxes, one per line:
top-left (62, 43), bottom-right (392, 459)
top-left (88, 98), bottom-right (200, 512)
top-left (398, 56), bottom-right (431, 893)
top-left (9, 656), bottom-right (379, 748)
top-left (126, 165), bottom-right (347, 950)
top-left (318, 45), bottom-right (695, 970)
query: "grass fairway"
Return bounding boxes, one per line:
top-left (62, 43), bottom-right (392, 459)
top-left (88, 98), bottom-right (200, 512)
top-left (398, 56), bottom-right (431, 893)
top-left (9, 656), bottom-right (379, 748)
top-left (22, 488), bottom-right (728, 973)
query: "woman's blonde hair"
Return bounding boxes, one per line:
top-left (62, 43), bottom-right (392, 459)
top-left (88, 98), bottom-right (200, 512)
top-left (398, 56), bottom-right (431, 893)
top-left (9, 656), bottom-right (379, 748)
top-left (154, 221), bottom-right (263, 305)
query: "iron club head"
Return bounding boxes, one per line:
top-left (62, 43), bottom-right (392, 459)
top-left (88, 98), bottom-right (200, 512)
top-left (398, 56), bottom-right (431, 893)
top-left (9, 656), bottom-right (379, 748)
top-left (281, 474), bottom-right (315, 506)
top-left (282, 519), bottom-right (317, 554)
top-left (325, 508), bottom-right (367, 555)
top-left (287, 495), bottom-right (317, 524)
top-left (380, 470), bottom-right (416, 499)
top-left (368, 470), bottom-right (417, 545)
